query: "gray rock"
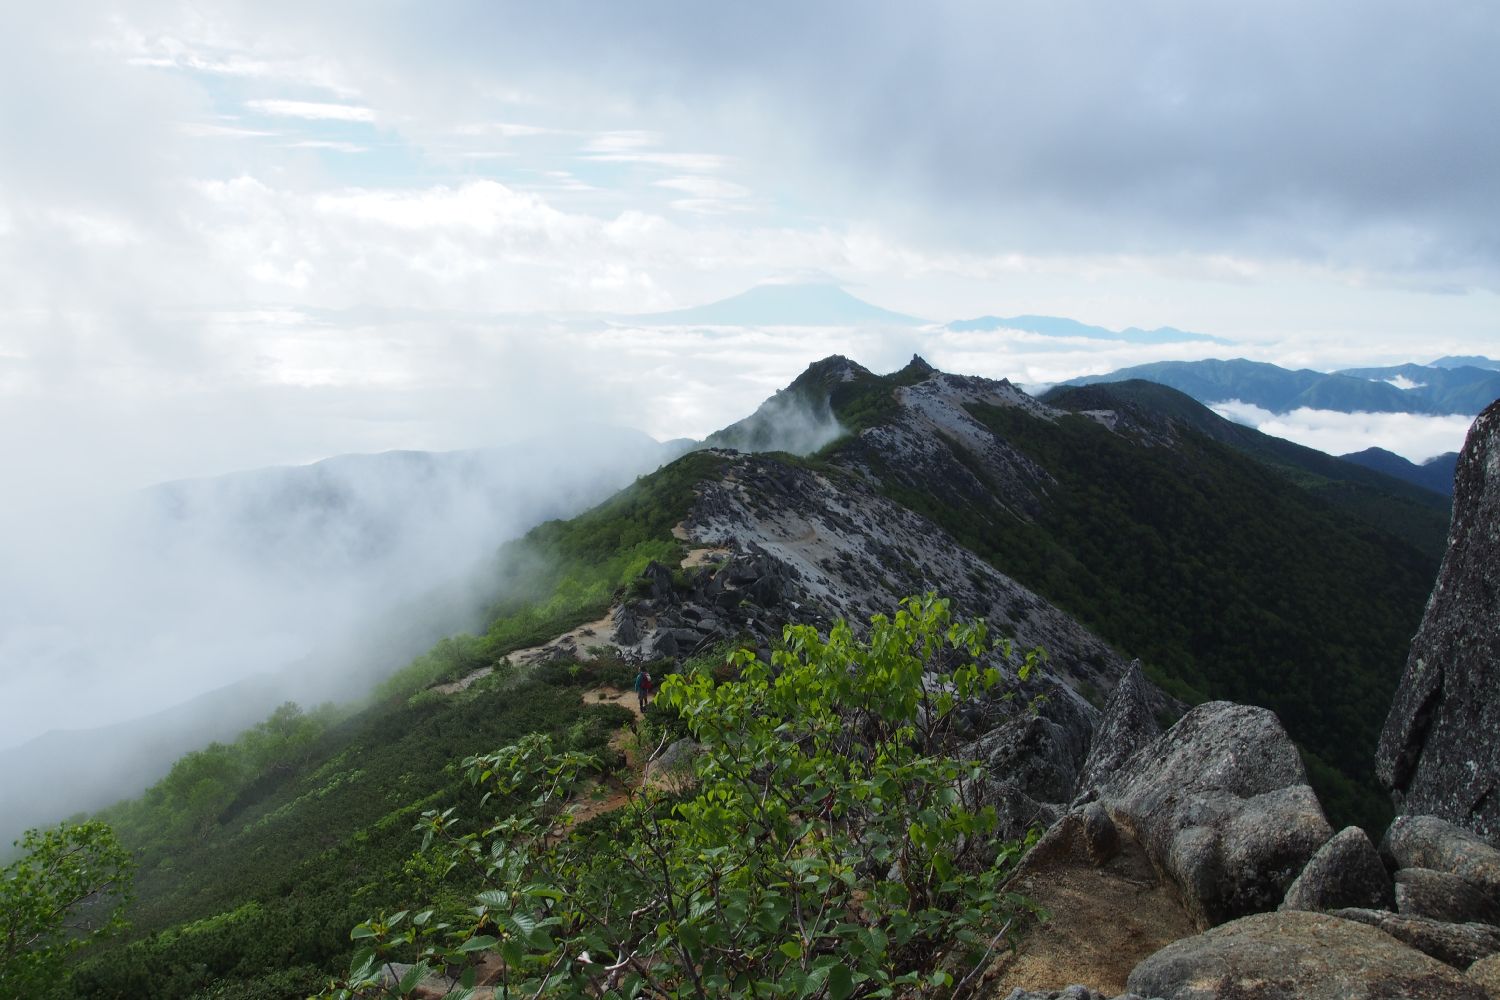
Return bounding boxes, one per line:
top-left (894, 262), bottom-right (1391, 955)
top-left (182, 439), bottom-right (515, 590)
top-left (1383, 814), bottom-right (1500, 905)
top-left (614, 604), bottom-right (642, 645)
top-left (653, 737), bottom-right (700, 774)
top-left (1080, 801), bottom-right (1121, 866)
top-left (1280, 826), bottom-right (1394, 912)
top-left (1001, 988), bottom-right (1139, 1000)
top-left (640, 560), bottom-right (677, 603)
top-left (1100, 701), bottom-right (1333, 928)
top-left (1468, 953), bottom-right (1500, 995)
top-left (973, 709), bottom-right (1091, 806)
top-left (1376, 400), bottom-right (1500, 840)
top-left (645, 738), bottom-right (700, 790)
top-left (1396, 867), bottom-right (1500, 925)
top-left (969, 773), bottom-right (1062, 842)
top-left (1073, 660), bottom-right (1162, 800)
top-left (1332, 907), bottom-right (1500, 969)
top-left (1127, 910), bottom-right (1489, 999)
top-left (650, 630), bottom-right (680, 659)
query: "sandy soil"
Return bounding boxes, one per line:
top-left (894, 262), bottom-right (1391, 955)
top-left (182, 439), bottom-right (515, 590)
top-left (506, 611), bottom-right (619, 667)
top-left (981, 821), bottom-right (1195, 996)
top-left (679, 545), bottom-right (731, 569)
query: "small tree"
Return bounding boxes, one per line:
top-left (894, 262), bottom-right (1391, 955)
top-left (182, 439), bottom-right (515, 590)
top-left (1, 821), bottom-right (134, 996)
top-left (326, 594), bottom-right (1043, 999)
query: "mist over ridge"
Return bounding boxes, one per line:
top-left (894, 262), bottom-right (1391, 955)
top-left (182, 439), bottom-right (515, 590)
top-left (0, 424), bottom-right (677, 833)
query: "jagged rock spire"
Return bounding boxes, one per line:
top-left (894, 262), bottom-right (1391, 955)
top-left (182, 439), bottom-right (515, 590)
top-left (1377, 398), bottom-right (1500, 841)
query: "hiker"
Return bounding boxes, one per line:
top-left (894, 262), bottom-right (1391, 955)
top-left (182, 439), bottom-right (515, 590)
top-left (634, 668), bottom-right (653, 710)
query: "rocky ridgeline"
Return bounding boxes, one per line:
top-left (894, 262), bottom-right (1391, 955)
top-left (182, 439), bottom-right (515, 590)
top-left (594, 371), bottom-right (1500, 998)
top-left (995, 397), bottom-right (1500, 999)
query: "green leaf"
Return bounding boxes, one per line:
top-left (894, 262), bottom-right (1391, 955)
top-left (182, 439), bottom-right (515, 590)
top-left (398, 961), bottom-right (431, 993)
top-left (828, 963), bottom-right (855, 1000)
top-left (458, 934), bottom-right (498, 953)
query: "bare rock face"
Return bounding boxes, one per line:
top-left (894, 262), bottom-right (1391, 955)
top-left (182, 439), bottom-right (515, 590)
top-left (1126, 910), bottom-right (1490, 1000)
top-left (1377, 399), bottom-right (1500, 840)
top-left (1331, 908), bottom-right (1500, 969)
top-left (1099, 702), bottom-right (1333, 928)
top-left (1073, 660), bottom-right (1162, 801)
top-left (1396, 867), bottom-right (1500, 925)
top-left (1001, 988), bottom-right (1141, 1000)
top-left (1382, 814), bottom-right (1500, 906)
top-left (1468, 953), bottom-right (1500, 995)
top-left (1280, 826), bottom-right (1394, 913)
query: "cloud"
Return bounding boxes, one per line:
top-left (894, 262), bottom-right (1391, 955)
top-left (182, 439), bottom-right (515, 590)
top-left (180, 122), bottom-right (279, 138)
top-left (453, 121), bottom-right (566, 138)
top-left (284, 140), bottom-right (367, 152)
top-left (583, 130), bottom-right (661, 153)
top-left (245, 98), bottom-right (376, 122)
top-left (584, 151), bottom-right (734, 172)
top-left (1211, 401), bottom-right (1474, 463)
top-left (654, 176), bottom-right (750, 200)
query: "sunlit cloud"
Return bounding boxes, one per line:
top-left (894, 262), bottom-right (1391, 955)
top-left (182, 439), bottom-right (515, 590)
top-left (655, 176), bottom-right (751, 199)
top-left (245, 99), bottom-right (376, 122)
top-left (284, 140), bottom-right (368, 153)
top-left (179, 122), bottom-right (278, 139)
top-left (582, 130), bottom-right (661, 153)
top-left (584, 151), bottom-right (734, 172)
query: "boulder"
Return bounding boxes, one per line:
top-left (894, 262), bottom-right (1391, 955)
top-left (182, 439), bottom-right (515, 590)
top-left (1383, 814), bottom-right (1500, 904)
top-left (1073, 660), bottom-right (1161, 800)
top-left (614, 604), bottom-right (642, 646)
top-left (969, 774), bottom-right (1062, 843)
top-left (645, 738), bottom-right (700, 792)
top-left (1099, 701), bottom-right (1333, 928)
top-left (640, 560), bottom-right (677, 603)
top-left (972, 708), bottom-right (1091, 807)
top-left (963, 676), bottom-right (1097, 841)
top-left (1376, 400), bottom-right (1500, 840)
top-left (1332, 908), bottom-right (1500, 969)
top-left (1126, 910), bottom-right (1490, 999)
top-left (1468, 953), bottom-right (1500, 995)
top-left (1396, 868), bottom-right (1500, 925)
top-left (1002, 989), bottom-right (1139, 1000)
top-left (1280, 825), bottom-right (1393, 913)
top-left (1079, 801), bottom-right (1121, 866)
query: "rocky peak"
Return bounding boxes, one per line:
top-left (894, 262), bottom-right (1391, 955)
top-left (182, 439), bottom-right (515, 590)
top-left (895, 353), bottom-right (937, 379)
top-left (788, 354), bottom-right (873, 393)
top-left (1376, 398), bottom-right (1500, 840)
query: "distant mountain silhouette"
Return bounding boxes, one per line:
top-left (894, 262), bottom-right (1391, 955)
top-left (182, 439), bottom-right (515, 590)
top-left (947, 314), bottom-right (1232, 346)
top-left (1430, 355), bottom-right (1500, 371)
top-left (1341, 447), bottom-right (1459, 497)
top-left (624, 281), bottom-right (925, 326)
top-left (1069, 358), bottom-right (1500, 416)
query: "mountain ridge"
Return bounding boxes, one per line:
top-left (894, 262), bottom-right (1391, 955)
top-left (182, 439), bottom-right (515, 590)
top-left (623, 282), bottom-right (925, 327)
top-left (33, 353), bottom-right (1453, 997)
top-left (948, 313), bottom-right (1233, 345)
top-left (1068, 357), bottom-right (1500, 417)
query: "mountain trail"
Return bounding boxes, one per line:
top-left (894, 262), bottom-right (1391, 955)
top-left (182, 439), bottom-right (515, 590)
top-left (558, 687), bottom-right (683, 835)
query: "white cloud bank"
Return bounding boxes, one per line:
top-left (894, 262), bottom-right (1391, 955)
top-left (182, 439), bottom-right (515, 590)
top-left (1211, 401), bottom-right (1475, 463)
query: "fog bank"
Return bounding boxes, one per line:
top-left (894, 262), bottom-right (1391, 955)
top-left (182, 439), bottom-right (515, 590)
top-left (0, 426), bottom-right (669, 838)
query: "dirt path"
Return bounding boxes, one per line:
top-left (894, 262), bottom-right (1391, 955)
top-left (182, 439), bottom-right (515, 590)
top-left (980, 818), bottom-right (1195, 996)
top-left (554, 687), bottom-right (660, 833)
top-left (680, 545), bottom-right (731, 569)
top-left (432, 614), bottom-right (622, 695)
top-left (507, 612), bottom-right (619, 667)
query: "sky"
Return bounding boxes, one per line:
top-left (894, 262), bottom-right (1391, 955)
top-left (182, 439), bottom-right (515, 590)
top-left (3, 0), bottom-right (1498, 501)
